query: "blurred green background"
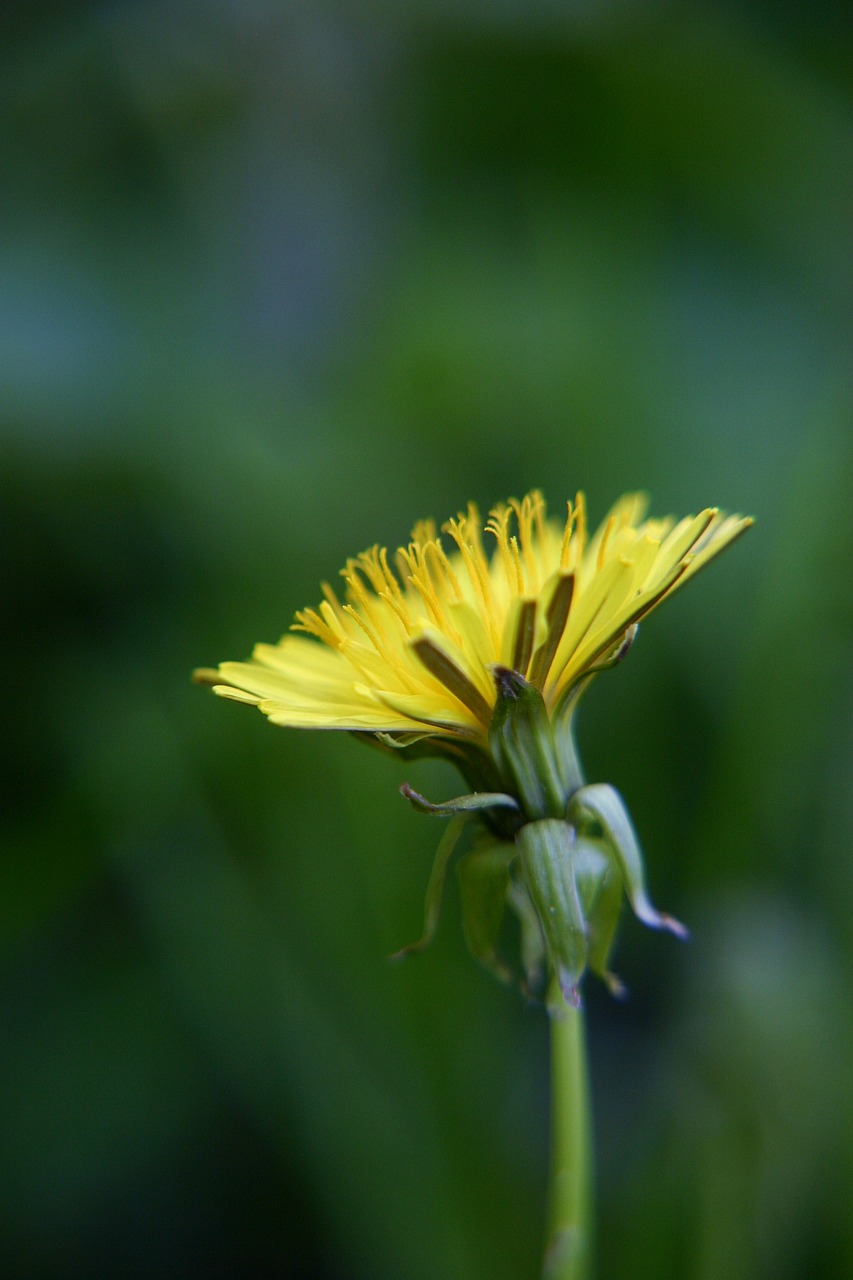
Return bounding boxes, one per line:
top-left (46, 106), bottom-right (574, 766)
top-left (2, 1), bottom-right (851, 1277)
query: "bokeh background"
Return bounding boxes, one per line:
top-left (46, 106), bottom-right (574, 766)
top-left (2, 2), bottom-right (851, 1277)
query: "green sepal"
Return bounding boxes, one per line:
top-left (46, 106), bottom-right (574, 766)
top-left (456, 840), bottom-right (515, 986)
top-left (489, 668), bottom-right (566, 820)
top-left (567, 784), bottom-right (687, 939)
top-left (389, 815), bottom-right (468, 960)
top-left (354, 732), bottom-right (506, 797)
top-left (573, 837), bottom-right (626, 998)
top-left (549, 712), bottom-right (585, 802)
top-left (400, 782), bottom-right (519, 818)
top-left (515, 819), bottom-right (587, 1008)
top-left (507, 879), bottom-right (546, 994)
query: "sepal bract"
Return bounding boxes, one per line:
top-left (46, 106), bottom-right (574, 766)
top-left (567, 784), bottom-right (687, 939)
top-left (488, 668), bottom-right (570, 820)
top-left (516, 820), bottom-right (588, 1008)
top-left (456, 839), bottom-right (515, 987)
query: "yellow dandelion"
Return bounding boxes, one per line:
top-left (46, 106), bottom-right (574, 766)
top-left (195, 489), bottom-right (751, 752)
top-left (196, 486), bottom-right (754, 1279)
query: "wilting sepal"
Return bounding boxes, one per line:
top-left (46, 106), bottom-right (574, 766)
top-left (567, 784), bottom-right (687, 940)
top-left (389, 815), bottom-right (468, 960)
top-left (395, 770), bottom-right (686, 1007)
top-left (456, 837), bottom-right (515, 987)
top-left (400, 782), bottom-right (519, 818)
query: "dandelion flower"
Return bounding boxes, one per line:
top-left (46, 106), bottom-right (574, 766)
top-left (196, 491), bottom-right (750, 993)
top-left (196, 488), bottom-right (749, 761)
top-left (195, 487), bottom-right (752, 1280)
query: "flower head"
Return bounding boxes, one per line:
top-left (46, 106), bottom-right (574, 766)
top-left (196, 490), bottom-right (751, 1007)
top-left (196, 490), bottom-right (749, 748)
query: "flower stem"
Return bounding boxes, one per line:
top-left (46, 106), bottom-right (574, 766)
top-left (542, 986), bottom-right (593, 1280)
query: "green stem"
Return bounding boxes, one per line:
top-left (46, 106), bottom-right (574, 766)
top-left (542, 986), bottom-right (593, 1280)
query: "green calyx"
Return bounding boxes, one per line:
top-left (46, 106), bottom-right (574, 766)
top-left (515, 819), bottom-right (626, 1009)
top-left (393, 669), bottom-right (686, 1009)
top-left (488, 667), bottom-right (583, 821)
